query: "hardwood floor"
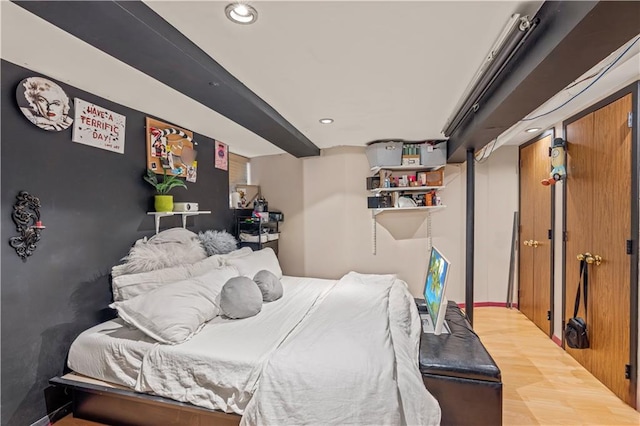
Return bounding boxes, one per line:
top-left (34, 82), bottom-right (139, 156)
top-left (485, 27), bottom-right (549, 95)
top-left (474, 307), bottom-right (640, 425)
top-left (56, 307), bottom-right (640, 425)
top-left (55, 415), bottom-right (102, 426)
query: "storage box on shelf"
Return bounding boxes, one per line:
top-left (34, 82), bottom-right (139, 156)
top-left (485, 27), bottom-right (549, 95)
top-left (365, 140), bottom-right (404, 168)
top-left (419, 140), bottom-right (447, 167)
top-left (365, 140), bottom-right (447, 167)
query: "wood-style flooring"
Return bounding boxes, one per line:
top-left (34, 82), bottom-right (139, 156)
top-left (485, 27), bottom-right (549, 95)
top-left (473, 307), bottom-right (640, 425)
top-left (56, 307), bottom-right (640, 425)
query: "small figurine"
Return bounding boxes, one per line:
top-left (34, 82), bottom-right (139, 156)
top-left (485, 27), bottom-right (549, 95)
top-left (541, 138), bottom-right (566, 186)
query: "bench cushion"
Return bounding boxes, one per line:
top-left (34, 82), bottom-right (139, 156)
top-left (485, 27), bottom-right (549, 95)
top-left (419, 302), bottom-right (501, 382)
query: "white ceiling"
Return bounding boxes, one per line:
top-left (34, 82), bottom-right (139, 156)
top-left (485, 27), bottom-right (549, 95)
top-left (495, 35), bottom-right (640, 149)
top-left (3, 1), bottom-right (637, 159)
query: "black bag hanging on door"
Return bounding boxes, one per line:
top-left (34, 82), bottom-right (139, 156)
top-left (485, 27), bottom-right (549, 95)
top-left (565, 258), bottom-right (590, 349)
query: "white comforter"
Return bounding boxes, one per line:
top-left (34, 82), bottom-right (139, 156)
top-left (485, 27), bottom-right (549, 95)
top-left (130, 273), bottom-right (439, 425)
top-left (137, 276), bottom-right (337, 413)
top-left (241, 272), bottom-right (440, 426)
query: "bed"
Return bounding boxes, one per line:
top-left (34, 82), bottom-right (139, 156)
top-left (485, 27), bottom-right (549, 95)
top-left (61, 230), bottom-right (441, 425)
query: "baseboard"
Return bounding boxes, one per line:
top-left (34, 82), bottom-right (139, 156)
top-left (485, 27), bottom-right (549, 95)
top-left (30, 402), bottom-right (71, 426)
top-left (552, 334), bottom-right (563, 347)
top-left (457, 302), bottom-right (519, 309)
top-left (30, 415), bottom-right (51, 426)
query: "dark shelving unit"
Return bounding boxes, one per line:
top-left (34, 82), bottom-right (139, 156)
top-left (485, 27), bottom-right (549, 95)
top-left (234, 209), bottom-right (281, 255)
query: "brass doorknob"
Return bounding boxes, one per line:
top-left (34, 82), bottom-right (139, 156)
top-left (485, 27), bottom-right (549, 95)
top-left (532, 240), bottom-right (540, 248)
top-left (577, 253), bottom-right (602, 265)
top-left (577, 253), bottom-right (593, 262)
top-left (523, 240), bottom-right (531, 246)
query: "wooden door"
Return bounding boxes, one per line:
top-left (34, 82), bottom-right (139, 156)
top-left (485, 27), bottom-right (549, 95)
top-left (565, 93), bottom-right (633, 406)
top-left (565, 112), bottom-right (595, 371)
top-left (519, 134), bottom-right (552, 335)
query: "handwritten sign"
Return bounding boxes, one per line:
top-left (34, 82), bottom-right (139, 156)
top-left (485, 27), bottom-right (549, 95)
top-left (72, 98), bottom-right (126, 154)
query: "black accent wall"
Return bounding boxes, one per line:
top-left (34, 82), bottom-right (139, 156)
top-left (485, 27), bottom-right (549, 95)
top-left (1, 60), bottom-right (233, 425)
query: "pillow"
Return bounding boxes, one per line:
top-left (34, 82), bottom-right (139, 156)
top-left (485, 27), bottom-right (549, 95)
top-left (198, 230), bottom-right (238, 256)
top-left (111, 254), bottom-right (224, 302)
top-left (225, 248), bottom-right (282, 279)
top-left (254, 270), bottom-right (283, 302)
top-left (220, 276), bottom-right (263, 319)
top-left (110, 266), bottom-right (239, 344)
top-left (112, 236), bottom-right (207, 278)
top-left (221, 246), bottom-right (253, 259)
top-left (148, 227), bottom-right (200, 245)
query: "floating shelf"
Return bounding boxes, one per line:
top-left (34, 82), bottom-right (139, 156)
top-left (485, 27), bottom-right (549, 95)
top-left (370, 185), bottom-right (445, 193)
top-left (370, 164), bottom-right (445, 174)
top-left (371, 205), bottom-right (446, 216)
top-left (147, 211), bottom-right (211, 234)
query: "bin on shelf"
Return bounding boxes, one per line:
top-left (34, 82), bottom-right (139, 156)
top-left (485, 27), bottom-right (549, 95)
top-left (420, 141), bottom-right (447, 167)
top-left (365, 140), bottom-right (403, 168)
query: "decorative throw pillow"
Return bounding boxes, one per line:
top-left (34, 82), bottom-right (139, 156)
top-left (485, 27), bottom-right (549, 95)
top-left (224, 247), bottom-right (283, 279)
top-left (219, 276), bottom-right (263, 319)
top-left (254, 270), bottom-right (283, 302)
top-left (198, 230), bottom-right (238, 256)
top-left (111, 236), bottom-right (207, 278)
top-left (110, 266), bottom-right (239, 344)
top-left (111, 254), bottom-right (224, 302)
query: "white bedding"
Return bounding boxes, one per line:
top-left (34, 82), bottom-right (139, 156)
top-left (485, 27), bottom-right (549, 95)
top-left (241, 272), bottom-right (440, 426)
top-left (137, 276), bottom-right (337, 413)
top-left (68, 273), bottom-right (440, 425)
top-left (67, 318), bottom-right (157, 388)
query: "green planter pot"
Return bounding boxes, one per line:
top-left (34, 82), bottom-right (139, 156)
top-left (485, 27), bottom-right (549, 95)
top-left (154, 195), bottom-right (174, 212)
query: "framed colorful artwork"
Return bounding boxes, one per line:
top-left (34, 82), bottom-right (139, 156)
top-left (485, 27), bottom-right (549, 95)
top-left (146, 117), bottom-right (198, 182)
top-left (215, 141), bottom-right (228, 171)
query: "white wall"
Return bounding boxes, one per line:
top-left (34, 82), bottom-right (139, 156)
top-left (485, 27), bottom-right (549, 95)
top-left (474, 146), bottom-right (520, 303)
top-left (250, 153), bottom-right (306, 277)
top-left (252, 145), bottom-right (519, 304)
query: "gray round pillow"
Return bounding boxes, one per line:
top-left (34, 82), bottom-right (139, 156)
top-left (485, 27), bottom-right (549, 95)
top-left (220, 277), bottom-right (263, 319)
top-left (254, 270), bottom-right (284, 302)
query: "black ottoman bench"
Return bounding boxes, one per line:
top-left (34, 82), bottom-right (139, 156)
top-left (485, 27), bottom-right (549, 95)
top-left (418, 301), bottom-right (503, 426)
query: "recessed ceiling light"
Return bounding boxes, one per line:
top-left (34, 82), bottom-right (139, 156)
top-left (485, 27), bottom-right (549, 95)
top-left (525, 127), bottom-right (541, 133)
top-left (319, 118), bottom-right (334, 124)
top-left (225, 3), bottom-right (258, 25)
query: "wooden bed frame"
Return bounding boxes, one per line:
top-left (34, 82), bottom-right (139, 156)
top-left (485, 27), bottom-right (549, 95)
top-left (51, 373), bottom-right (241, 426)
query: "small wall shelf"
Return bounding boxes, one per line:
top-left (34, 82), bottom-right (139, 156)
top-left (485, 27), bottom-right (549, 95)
top-left (370, 164), bottom-right (445, 174)
top-left (367, 162), bottom-right (447, 255)
top-left (370, 185), bottom-right (445, 194)
top-left (147, 211), bottom-right (211, 234)
top-left (372, 205), bottom-right (446, 217)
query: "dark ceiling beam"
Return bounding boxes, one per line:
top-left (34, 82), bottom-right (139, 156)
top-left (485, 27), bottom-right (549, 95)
top-left (14, 0), bottom-right (320, 158)
top-left (447, 0), bottom-right (640, 163)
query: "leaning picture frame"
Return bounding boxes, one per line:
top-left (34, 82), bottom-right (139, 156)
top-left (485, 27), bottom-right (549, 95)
top-left (234, 185), bottom-right (260, 209)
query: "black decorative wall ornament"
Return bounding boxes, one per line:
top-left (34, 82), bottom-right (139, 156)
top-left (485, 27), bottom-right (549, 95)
top-left (9, 191), bottom-right (46, 261)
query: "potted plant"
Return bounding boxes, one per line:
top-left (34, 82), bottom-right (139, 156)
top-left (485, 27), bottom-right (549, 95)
top-left (143, 168), bottom-right (187, 212)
